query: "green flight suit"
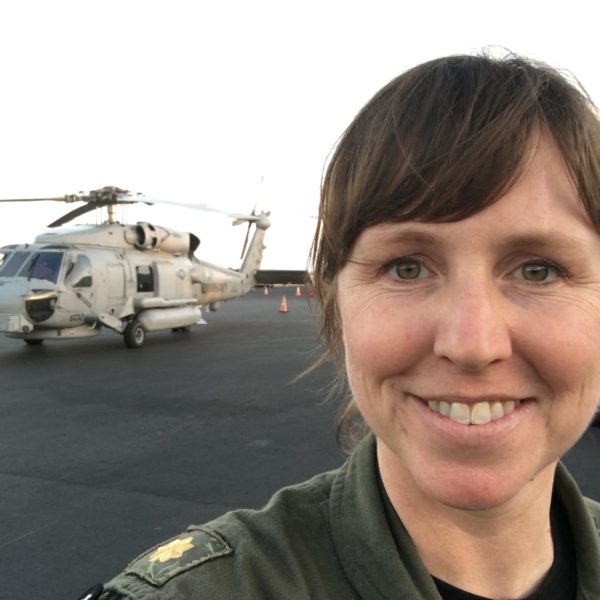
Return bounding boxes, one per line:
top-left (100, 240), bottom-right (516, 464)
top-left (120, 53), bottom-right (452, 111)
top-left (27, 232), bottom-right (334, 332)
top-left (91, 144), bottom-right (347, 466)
top-left (98, 437), bottom-right (600, 599)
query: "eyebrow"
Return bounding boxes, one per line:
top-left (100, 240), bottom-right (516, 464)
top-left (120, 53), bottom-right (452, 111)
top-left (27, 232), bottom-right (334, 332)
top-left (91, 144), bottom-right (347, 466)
top-left (365, 226), bottom-right (590, 252)
top-left (367, 228), bottom-right (439, 246)
top-left (492, 232), bottom-right (589, 252)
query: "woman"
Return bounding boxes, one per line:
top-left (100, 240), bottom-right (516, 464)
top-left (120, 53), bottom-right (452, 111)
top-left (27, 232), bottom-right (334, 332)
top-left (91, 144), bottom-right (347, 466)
top-left (88, 53), bottom-right (600, 599)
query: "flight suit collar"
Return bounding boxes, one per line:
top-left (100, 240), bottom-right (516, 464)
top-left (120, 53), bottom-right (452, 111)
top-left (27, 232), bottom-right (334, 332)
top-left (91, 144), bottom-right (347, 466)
top-left (329, 435), bottom-right (442, 599)
top-left (554, 462), bottom-right (600, 599)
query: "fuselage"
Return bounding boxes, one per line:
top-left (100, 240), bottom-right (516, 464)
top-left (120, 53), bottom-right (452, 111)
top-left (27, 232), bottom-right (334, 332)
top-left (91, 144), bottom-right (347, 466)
top-left (0, 220), bottom-right (267, 341)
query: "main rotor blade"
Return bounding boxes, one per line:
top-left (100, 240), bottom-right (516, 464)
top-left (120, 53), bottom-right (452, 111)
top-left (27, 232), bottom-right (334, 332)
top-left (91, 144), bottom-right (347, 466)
top-left (0, 187), bottom-right (134, 205)
top-left (139, 197), bottom-right (263, 222)
top-left (0, 188), bottom-right (268, 227)
top-left (48, 203), bottom-right (98, 228)
top-left (0, 195), bottom-right (79, 203)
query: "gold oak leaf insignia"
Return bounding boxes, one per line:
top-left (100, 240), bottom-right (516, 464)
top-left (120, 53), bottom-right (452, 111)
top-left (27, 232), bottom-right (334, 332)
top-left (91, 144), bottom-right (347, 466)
top-left (148, 537), bottom-right (195, 563)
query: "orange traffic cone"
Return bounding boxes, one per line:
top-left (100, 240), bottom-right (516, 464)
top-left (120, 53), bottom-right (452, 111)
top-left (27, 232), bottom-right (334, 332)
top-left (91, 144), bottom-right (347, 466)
top-left (263, 286), bottom-right (269, 296)
top-left (295, 286), bottom-right (302, 297)
top-left (280, 296), bottom-right (288, 313)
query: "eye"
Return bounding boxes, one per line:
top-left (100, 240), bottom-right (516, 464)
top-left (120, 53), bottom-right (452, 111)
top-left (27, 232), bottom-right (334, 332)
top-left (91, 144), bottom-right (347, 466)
top-left (388, 258), bottom-right (430, 280)
top-left (512, 260), bottom-right (565, 283)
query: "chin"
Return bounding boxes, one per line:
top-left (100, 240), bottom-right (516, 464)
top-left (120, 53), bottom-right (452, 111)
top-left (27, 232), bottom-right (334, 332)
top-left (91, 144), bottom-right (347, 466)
top-left (420, 462), bottom-right (555, 512)
top-left (431, 481), bottom-right (516, 512)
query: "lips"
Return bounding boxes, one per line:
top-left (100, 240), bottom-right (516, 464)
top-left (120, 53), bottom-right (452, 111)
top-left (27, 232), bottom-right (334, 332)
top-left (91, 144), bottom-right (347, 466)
top-left (425, 398), bottom-right (524, 425)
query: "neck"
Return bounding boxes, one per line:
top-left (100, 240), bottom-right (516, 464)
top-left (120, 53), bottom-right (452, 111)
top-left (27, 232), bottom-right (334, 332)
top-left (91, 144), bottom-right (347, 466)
top-left (378, 441), bottom-right (556, 599)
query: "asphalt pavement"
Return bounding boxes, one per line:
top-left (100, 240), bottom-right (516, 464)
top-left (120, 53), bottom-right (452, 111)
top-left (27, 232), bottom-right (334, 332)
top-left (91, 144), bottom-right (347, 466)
top-left (0, 287), bottom-right (598, 599)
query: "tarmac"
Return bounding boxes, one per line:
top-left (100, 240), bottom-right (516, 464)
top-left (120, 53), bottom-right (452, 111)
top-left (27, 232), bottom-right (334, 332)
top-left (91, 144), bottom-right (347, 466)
top-left (0, 286), bottom-right (598, 599)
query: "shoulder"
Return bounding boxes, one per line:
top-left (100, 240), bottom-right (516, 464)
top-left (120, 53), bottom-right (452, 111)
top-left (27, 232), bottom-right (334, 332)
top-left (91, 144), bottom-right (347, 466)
top-left (93, 526), bottom-right (233, 599)
top-left (97, 468), bottom-right (341, 599)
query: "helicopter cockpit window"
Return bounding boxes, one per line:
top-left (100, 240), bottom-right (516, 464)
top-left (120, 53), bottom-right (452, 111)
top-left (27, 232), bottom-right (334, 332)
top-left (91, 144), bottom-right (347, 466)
top-left (136, 265), bottom-right (154, 292)
top-left (18, 251), bottom-right (64, 284)
top-left (0, 251), bottom-right (31, 278)
top-left (0, 251), bottom-right (12, 272)
top-left (65, 255), bottom-right (92, 288)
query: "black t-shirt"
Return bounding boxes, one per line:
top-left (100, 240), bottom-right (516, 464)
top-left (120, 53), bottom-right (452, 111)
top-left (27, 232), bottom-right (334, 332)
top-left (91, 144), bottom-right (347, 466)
top-left (379, 477), bottom-right (577, 599)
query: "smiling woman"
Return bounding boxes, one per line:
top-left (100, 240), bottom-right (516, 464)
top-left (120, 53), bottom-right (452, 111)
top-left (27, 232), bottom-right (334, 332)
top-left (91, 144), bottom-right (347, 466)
top-left (338, 136), bottom-right (600, 513)
top-left (88, 53), bottom-right (600, 600)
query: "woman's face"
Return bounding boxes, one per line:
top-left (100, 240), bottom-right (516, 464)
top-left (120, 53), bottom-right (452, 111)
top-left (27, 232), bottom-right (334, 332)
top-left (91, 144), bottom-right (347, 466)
top-left (337, 135), bottom-right (600, 510)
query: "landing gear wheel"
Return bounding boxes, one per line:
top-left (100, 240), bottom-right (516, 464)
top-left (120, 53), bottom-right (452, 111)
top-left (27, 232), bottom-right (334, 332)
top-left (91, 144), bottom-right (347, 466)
top-left (171, 326), bottom-right (191, 333)
top-left (24, 339), bottom-right (44, 346)
top-left (124, 320), bottom-right (145, 348)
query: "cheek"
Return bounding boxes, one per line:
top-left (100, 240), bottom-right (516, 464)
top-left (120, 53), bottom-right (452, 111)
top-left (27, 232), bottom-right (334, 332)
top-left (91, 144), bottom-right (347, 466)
top-left (342, 300), bottom-right (429, 392)
top-left (523, 305), bottom-right (600, 391)
top-left (513, 305), bottom-right (600, 430)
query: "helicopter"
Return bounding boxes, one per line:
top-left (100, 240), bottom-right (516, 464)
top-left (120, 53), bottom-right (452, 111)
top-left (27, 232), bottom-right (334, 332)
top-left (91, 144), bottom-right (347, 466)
top-left (0, 186), bottom-right (270, 348)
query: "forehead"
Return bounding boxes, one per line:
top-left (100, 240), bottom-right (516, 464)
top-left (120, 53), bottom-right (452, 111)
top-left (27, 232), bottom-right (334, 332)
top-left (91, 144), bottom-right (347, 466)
top-left (350, 134), bottom-right (596, 255)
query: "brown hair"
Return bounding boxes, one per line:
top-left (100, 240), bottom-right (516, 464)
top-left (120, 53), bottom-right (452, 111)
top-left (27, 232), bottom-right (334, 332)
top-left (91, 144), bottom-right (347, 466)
top-left (310, 52), bottom-right (600, 449)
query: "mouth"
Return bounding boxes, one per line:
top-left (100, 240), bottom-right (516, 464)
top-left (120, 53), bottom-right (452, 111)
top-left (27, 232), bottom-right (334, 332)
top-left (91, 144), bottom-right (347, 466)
top-left (421, 397), bottom-right (529, 426)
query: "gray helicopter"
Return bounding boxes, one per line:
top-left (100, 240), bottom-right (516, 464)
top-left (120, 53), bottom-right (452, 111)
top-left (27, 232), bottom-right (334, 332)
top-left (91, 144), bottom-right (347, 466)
top-left (0, 186), bottom-right (270, 348)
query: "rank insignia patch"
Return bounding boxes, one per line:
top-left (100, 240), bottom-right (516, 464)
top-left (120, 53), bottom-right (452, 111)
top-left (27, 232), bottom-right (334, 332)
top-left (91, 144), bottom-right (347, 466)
top-left (149, 537), bottom-right (195, 563)
top-left (125, 526), bottom-right (233, 586)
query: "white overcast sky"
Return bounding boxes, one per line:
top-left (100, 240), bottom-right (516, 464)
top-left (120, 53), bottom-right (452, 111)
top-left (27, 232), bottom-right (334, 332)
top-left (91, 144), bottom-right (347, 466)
top-left (0, 0), bottom-right (597, 269)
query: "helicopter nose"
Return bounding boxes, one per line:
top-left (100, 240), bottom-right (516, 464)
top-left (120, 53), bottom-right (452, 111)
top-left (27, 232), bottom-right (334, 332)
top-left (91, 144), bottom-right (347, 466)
top-left (0, 281), bottom-right (35, 334)
top-left (0, 281), bottom-right (28, 313)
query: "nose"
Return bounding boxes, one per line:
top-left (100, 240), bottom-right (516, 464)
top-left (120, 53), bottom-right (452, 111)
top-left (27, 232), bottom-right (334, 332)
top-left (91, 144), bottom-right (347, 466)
top-left (433, 281), bottom-right (512, 371)
top-left (0, 281), bottom-right (28, 313)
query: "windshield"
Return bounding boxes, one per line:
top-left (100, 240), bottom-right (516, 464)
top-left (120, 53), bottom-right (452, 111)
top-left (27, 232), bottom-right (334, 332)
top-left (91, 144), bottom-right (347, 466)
top-left (0, 251), bottom-right (31, 277)
top-left (0, 251), bottom-right (12, 272)
top-left (18, 251), bottom-right (64, 284)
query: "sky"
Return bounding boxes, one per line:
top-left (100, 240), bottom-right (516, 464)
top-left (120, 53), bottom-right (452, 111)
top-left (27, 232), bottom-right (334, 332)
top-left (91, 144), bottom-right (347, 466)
top-left (0, 0), bottom-right (598, 269)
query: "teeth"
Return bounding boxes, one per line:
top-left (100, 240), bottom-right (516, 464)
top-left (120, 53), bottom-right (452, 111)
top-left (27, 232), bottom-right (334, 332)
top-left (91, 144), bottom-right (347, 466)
top-left (490, 401), bottom-right (504, 420)
top-left (470, 402), bottom-right (492, 425)
top-left (449, 402), bottom-right (470, 425)
top-left (426, 399), bottom-right (522, 425)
